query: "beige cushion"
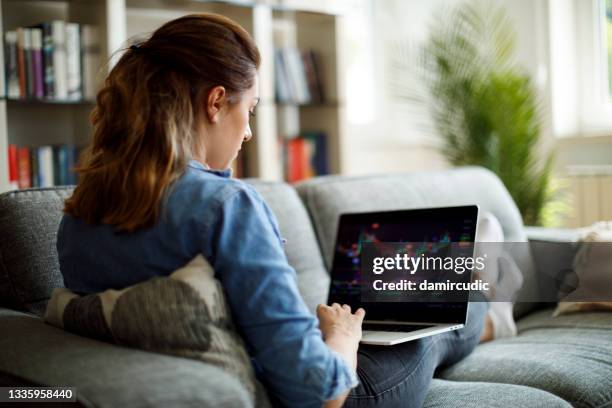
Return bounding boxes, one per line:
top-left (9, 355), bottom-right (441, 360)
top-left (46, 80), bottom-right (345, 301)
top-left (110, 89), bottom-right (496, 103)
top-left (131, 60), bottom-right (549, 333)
top-left (554, 222), bottom-right (612, 316)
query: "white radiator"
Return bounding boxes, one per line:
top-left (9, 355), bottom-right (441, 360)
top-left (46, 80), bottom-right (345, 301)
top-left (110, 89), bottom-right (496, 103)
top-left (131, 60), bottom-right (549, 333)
top-left (563, 166), bottom-right (612, 227)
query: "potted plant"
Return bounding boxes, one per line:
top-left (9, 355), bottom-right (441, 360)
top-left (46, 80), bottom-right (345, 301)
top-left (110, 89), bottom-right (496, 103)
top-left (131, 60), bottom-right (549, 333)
top-left (418, 1), bottom-right (555, 226)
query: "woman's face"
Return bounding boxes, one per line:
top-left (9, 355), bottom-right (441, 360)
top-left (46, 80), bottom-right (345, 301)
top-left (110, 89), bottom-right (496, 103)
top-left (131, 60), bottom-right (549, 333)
top-left (200, 75), bottom-right (260, 170)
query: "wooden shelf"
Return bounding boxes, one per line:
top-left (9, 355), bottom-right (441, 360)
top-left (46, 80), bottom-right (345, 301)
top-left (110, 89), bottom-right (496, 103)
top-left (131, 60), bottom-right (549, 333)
top-left (277, 101), bottom-right (340, 108)
top-left (3, 97), bottom-right (95, 105)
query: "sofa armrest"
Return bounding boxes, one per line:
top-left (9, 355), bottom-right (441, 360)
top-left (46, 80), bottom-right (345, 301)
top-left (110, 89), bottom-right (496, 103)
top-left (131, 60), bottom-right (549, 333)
top-left (0, 308), bottom-right (251, 408)
top-left (524, 226), bottom-right (582, 243)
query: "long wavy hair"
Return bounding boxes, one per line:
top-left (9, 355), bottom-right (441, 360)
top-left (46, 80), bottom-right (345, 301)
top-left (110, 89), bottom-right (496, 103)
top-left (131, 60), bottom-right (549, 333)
top-left (64, 13), bottom-right (260, 232)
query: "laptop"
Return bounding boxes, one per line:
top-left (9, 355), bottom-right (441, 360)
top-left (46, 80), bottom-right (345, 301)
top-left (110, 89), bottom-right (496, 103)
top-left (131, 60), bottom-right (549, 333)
top-left (327, 205), bottom-right (479, 346)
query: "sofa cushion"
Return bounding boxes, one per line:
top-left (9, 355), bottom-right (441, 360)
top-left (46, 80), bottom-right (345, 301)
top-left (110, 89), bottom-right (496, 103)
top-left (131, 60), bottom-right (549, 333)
top-left (0, 307), bottom-right (251, 407)
top-left (423, 379), bottom-right (571, 408)
top-left (438, 308), bottom-right (612, 408)
top-left (0, 187), bottom-right (73, 315)
top-left (246, 180), bottom-right (329, 313)
top-left (296, 167), bottom-right (539, 317)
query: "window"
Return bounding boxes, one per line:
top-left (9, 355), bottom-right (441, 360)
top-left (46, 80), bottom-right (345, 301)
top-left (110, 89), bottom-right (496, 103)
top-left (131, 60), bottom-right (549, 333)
top-left (548, 0), bottom-right (612, 137)
top-left (607, 0), bottom-right (612, 98)
top-left (575, 0), bottom-right (612, 134)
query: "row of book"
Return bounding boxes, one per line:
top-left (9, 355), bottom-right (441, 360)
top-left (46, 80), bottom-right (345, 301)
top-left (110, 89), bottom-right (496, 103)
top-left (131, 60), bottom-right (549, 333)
top-left (7, 137), bottom-right (326, 186)
top-left (7, 144), bottom-right (79, 189)
top-left (275, 48), bottom-right (325, 105)
top-left (283, 131), bottom-right (328, 183)
top-left (4, 21), bottom-right (101, 101)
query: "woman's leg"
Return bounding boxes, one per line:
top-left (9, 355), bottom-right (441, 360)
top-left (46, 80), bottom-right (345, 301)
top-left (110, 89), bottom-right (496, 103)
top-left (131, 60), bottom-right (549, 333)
top-left (344, 300), bottom-right (487, 408)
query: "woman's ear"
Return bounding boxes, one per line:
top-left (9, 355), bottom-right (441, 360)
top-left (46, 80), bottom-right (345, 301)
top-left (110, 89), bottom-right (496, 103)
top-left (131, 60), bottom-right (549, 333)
top-left (206, 86), bottom-right (227, 123)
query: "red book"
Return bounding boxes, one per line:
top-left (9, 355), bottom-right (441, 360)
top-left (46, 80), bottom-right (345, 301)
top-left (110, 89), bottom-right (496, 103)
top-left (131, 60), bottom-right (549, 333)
top-left (8, 144), bottom-right (19, 189)
top-left (287, 138), bottom-right (307, 183)
top-left (18, 147), bottom-right (31, 189)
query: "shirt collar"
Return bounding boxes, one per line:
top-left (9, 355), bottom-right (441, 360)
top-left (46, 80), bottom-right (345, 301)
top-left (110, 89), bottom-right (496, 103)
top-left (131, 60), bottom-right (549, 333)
top-left (187, 159), bottom-right (232, 178)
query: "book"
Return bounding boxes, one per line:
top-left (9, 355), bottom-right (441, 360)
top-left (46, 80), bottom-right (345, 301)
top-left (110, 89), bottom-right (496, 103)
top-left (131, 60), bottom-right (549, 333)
top-left (303, 137), bottom-right (316, 178)
top-left (274, 49), bottom-right (291, 103)
top-left (81, 25), bottom-right (101, 101)
top-left (4, 31), bottom-right (20, 98)
top-left (283, 132), bottom-right (329, 183)
top-left (30, 28), bottom-right (44, 98)
top-left (8, 144), bottom-right (19, 189)
top-left (40, 22), bottom-right (55, 98)
top-left (30, 147), bottom-right (39, 187)
top-left (275, 48), bottom-right (325, 105)
top-left (17, 147), bottom-right (31, 189)
top-left (301, 50), bottom-right (324, 104)
top-left (65, 23), bottom-right (81, 100)
top-left (24, 28), bottom-right (34, 98)
top-left (53, 144), bottom-right (77, 185)
top-left (53, 145), bottom-right (63, 185)
top-left (316, 132), bottom-right (328, 175)
top-left (16, 28), bottom-right (27, 98)
top-left (286, 138), bottom-right (307, 182)
top-left (38, 146), bottom-right (54, 187)
top-left (283, 47), bottom-right (310, 104)
top-left (52, 20), bottom-right (67, 100)
top-left (6, 143), bottom-right (81, 189)
top-left (66, 145), bottom-right (78, 184)
top-left (302, 131), bottom-right (328, 175)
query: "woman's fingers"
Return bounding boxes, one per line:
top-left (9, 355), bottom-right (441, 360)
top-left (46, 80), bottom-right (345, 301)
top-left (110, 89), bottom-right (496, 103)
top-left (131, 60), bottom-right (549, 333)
top-left (318, 303), bottom-right (364, 321)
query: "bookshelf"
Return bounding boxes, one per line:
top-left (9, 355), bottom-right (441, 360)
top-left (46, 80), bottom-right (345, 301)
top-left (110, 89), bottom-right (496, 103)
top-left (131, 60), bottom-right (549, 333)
top-left (0, 0), bottom-right (112, 192)
top-left (0, 0), bottom-right (348, 192)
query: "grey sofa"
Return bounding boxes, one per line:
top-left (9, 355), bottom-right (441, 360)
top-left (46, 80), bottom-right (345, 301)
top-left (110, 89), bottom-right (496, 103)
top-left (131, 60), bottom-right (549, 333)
top-left (1, 167), bottom-right (610, 407)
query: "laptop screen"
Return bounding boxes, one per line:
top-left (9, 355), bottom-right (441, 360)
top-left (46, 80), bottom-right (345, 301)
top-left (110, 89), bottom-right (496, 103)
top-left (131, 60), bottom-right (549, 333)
top-left (328, 205), bottom-right (479, 324)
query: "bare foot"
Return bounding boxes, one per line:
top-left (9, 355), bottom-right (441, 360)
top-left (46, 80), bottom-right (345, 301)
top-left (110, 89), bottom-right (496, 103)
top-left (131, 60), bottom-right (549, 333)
top-left (479, 315), bottom-right (494, 343)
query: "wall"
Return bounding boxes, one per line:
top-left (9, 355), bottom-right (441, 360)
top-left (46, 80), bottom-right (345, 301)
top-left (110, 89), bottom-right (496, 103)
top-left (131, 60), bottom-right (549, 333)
top-left (342, 0), bottom-right (453, 175)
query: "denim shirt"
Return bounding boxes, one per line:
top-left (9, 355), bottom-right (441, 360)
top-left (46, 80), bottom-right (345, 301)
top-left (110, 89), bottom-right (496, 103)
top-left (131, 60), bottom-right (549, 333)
top-left (57, 159), bottom-right (358, 407)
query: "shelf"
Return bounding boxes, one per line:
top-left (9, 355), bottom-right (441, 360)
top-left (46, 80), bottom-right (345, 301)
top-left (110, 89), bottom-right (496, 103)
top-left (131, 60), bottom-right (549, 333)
top-left (2, 0), bottom-right (74, 3)
top-left (3, 97), bottom-right (96, 106)
top-left (276, 100), bottom-right (340, 108)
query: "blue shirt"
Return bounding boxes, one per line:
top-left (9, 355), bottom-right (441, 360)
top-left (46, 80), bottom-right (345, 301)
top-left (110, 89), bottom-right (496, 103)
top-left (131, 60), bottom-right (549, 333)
top-left (57, 159), bottom-right (358, 407)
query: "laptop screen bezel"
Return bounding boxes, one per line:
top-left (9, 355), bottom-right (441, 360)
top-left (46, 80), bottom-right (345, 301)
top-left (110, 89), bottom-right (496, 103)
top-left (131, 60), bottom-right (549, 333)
top-left (327, 205), bottom-right (479, 325)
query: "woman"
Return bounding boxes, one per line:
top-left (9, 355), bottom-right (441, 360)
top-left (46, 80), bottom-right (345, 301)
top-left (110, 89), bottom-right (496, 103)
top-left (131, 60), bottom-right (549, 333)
top-left (58, 13), bottom-right (487, 408)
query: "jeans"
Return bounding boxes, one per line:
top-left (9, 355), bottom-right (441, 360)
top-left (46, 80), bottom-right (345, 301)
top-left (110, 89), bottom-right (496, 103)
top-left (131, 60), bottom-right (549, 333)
top-left (345, 300), bottom-right (488, 408)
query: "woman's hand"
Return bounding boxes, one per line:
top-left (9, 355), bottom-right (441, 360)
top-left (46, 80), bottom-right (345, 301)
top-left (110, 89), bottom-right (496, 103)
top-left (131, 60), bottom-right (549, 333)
top-left (317, 304), bottom-right (364, 408)
top-left (317, 303), bottom-right (365, 345)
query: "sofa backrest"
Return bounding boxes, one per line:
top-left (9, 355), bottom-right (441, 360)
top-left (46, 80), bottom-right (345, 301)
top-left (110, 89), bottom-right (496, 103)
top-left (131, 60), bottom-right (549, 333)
top-left (245, 180), bottom-right (329, 312)
top-left (296, 166), bottom-right (539, 317)
top-left (0, 181), bottom-right (329, 316)
top-left (0, 187), bottom-right (72, 315)
top-left (0, 167), bottom-right (540, 318)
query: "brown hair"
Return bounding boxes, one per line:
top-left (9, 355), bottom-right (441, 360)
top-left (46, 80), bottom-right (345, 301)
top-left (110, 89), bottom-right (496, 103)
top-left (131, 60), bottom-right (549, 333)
top-left (64, 13), bottom-right (260, 232)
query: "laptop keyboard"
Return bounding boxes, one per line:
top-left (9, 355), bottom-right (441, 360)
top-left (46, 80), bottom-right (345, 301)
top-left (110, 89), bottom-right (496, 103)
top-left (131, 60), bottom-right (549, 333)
top-left (362, 323), bottom-right (434, 333)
